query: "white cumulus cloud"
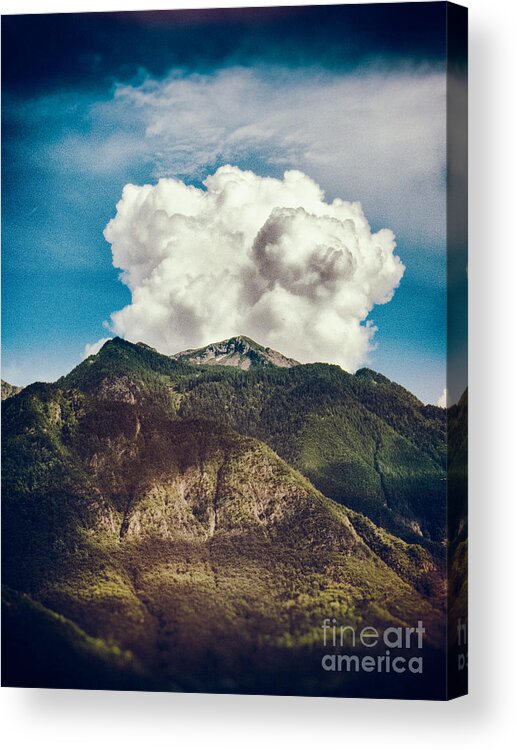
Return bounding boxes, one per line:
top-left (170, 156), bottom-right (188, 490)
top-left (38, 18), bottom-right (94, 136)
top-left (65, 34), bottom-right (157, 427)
top-left (437, 388), bottom-right (448, 408)
top-left (83, 338), bottom-right (112, 359)
top-left (96, 166), bottom-right (404, 372)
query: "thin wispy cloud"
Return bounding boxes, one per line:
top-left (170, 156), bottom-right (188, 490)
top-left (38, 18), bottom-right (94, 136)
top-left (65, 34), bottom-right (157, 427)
top-left (28, 66), bottom-right (445, 247)
top-left (110, 66), bottom-right (446, 245)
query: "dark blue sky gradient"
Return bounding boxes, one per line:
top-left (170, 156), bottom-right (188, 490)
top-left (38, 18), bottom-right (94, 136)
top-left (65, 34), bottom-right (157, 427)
top-left (3, 5), bottom-right (446, 94)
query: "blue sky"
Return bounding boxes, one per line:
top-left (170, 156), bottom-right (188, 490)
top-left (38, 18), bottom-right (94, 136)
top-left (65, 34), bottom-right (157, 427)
top-left (2, 4), bottom-right (449, 404)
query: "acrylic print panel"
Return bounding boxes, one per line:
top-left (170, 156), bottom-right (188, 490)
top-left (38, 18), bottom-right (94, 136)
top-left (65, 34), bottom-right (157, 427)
top-left (1, 3), bottom-right (468, 699)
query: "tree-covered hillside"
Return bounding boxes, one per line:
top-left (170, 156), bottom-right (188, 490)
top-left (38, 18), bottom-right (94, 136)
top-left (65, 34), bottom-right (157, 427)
top-left (2, 337), bottom-right (448, 696)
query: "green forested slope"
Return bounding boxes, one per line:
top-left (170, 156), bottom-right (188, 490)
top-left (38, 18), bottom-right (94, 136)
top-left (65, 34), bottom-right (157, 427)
top-left (1, 338), bottom-right (447, 695)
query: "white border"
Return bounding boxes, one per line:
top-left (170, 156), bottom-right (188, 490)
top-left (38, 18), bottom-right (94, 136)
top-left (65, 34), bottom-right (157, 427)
top-left (2, 1), bottom-right (516, 748)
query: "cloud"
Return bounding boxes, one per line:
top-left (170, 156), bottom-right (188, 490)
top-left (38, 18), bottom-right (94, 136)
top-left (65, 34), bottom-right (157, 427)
top-left (437, 388), bottom-right (448, 408)
top-left (111, 66), bottom-right (446, 245)
top-left (20, 65), bottom-right (445, 250)
top-left (83, 338), bottom-right (112, 359)
top-left (98, 166), bottom-right (404, 371)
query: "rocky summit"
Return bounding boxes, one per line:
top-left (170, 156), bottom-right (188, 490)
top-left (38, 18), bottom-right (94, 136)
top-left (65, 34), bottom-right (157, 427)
top-left (174, 335), bottom-right (300, 370)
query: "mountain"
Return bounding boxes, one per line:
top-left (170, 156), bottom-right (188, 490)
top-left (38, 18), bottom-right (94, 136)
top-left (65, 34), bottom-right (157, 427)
top-left (1, 379), bottom-right (22, 400)
top-left (177, 359), bottom-right (447, 549)
top-left (74, 338), bottom-right (447, 545)
top-left (174, 335), bottom-right (300, 370)
top-left (446, 388), bottom-right (468, 672)
top-left (2, 337), bottom-right (446, 696)
top-left (448, 388), bottom-right (468, 543)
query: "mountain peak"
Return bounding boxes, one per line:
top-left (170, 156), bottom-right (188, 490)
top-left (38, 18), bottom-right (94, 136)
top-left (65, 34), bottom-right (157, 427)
top-left (173, 335), bottom-right (300, 370)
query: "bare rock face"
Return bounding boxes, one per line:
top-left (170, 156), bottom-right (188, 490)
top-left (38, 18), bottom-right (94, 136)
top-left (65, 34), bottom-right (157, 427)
top-left (97, 376), bottom-right (138, 404)
top-left (1, 379), bottom-right (22, 400)
top-left (174, 335), bottom-right (300, 370)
